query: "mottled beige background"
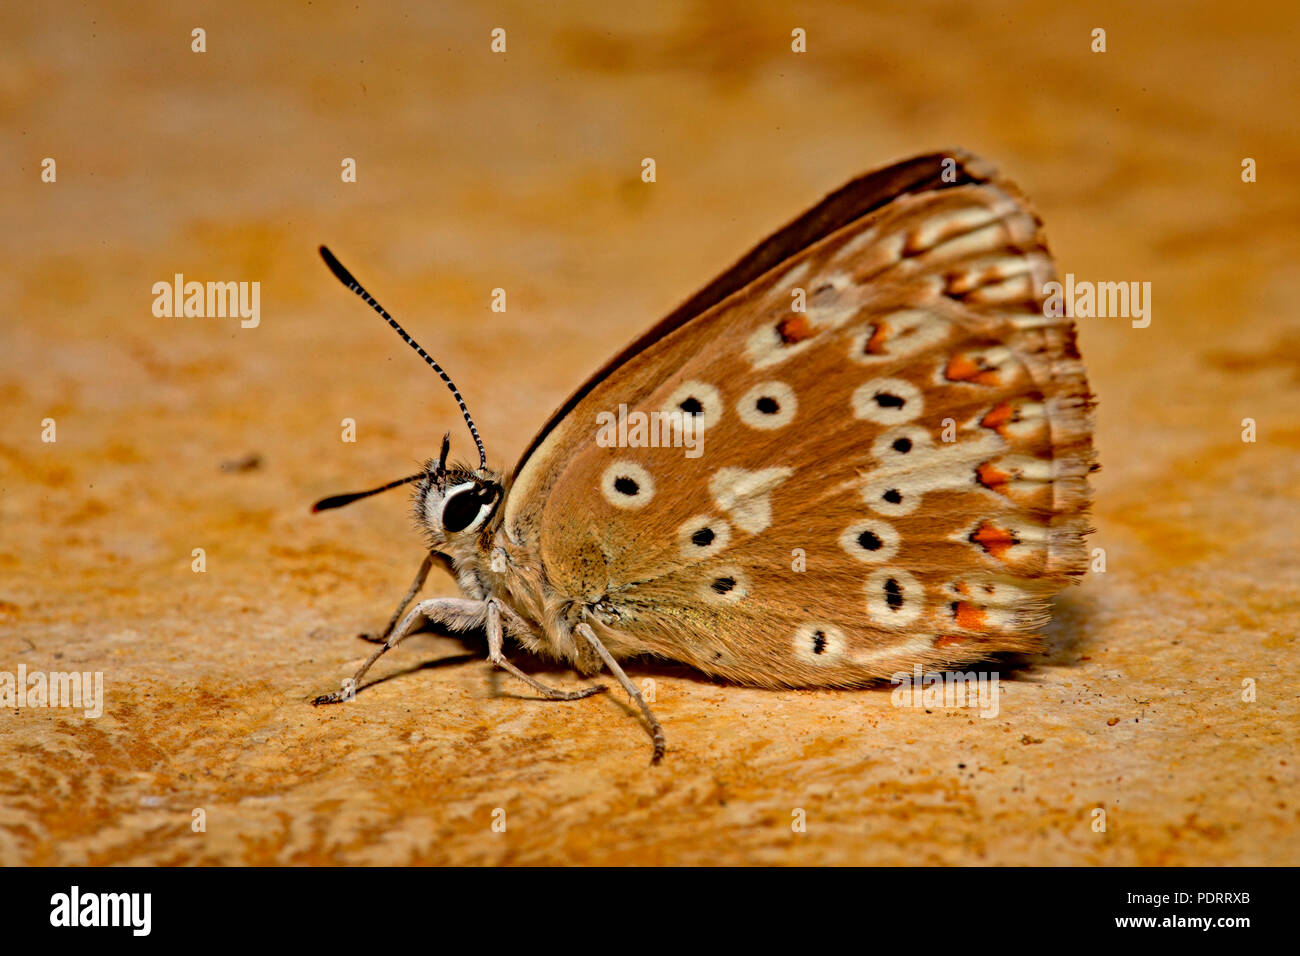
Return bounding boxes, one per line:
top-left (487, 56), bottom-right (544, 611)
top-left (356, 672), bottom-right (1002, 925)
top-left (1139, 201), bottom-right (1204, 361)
top-left (1, 0), bottom-right (1297, 865)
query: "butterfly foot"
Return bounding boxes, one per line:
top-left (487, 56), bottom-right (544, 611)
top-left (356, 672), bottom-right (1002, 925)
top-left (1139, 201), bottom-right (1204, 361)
top-left (356, 631), bottom-right (386, 644)
top-left (311, 678), bottom-right (358, 706)
top-left (494, 658), bottom-right (607, 702)
top-left (548, 683), bottom-right (607, 701)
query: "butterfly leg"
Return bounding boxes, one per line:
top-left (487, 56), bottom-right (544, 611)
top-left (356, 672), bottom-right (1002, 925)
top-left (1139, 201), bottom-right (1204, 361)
top-left (575, 622), bottom-right (666, 764)
top-left (312, 596), bottom-right (484, 704)
top-left (485, 598), bottom-right (606, 701)
top-left (357, 551), bottom-right (436, 644)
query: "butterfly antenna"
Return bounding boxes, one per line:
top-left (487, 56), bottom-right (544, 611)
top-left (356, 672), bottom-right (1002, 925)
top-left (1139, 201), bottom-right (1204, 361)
top-left (319, 245), bottom-right (489, 471)
top-left (311, 471), bottom-right (425, 513)
top-left (310, 433), bottom-right (454, 514)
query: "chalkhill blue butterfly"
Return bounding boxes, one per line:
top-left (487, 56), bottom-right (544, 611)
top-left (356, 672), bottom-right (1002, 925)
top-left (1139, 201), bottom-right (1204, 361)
top-left (310, 149), bottom-right (1096, 763)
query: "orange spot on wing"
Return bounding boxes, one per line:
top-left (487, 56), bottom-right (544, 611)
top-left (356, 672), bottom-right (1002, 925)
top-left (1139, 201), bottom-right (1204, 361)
top-left (952, 601), bottom-right (988, 631)
top-left (976, 461), bottom-right (1011, 491)
top-left (970, 521), bottom-right (1017, 560)
top-left (980, 401), bottom-right (1014, 434)
top-left (945, 353), bottom-right (1001, 386)
top-left (945, 354), bottom-right (979, 381)
top-left (863, 322), bottom-right (890, 354)
top-left (776, 314), bottom-right (814, 344)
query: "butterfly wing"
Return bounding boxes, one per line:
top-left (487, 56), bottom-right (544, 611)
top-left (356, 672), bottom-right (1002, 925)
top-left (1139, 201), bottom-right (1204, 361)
top-left (504, 150), bottom-right (1093, 687)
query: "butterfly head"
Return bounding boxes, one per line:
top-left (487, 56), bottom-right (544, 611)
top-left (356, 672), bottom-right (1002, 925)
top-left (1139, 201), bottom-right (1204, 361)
top-left (413, 433), bottom-right (505, 549)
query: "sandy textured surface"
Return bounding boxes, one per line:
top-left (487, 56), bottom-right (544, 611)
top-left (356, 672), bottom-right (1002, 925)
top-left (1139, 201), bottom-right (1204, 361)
top-left (2, 0), bottom-right (1297, 865)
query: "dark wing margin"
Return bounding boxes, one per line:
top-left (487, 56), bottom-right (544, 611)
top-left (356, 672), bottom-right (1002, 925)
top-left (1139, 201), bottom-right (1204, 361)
top-left (511, 149), bottom-right (991, 479)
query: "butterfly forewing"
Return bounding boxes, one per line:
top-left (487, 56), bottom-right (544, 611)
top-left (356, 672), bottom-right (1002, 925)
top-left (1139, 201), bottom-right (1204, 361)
top-left (505, 150), bottom-right (1093, 687)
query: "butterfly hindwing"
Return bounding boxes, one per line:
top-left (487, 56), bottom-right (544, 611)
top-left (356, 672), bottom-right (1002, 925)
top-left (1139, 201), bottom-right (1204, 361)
top-left (505, 150), bottom-right (1093, 687)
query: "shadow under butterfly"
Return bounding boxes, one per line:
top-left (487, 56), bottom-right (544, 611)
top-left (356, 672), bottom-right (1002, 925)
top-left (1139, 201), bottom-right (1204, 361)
top-left (309, 149), bottom-right (1097, 763)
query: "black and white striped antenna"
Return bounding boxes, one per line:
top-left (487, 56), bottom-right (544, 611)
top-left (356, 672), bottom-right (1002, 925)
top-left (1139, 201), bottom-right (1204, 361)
top-left (318, 245), bottom-right (488, 471)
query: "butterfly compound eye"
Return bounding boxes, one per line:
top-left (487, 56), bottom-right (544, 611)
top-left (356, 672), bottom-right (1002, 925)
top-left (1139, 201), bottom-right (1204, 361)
top-left (439, 482), bottom-right (498, 534)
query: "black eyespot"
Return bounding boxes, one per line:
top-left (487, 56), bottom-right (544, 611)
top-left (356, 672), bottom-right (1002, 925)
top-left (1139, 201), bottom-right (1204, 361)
top-left (756, 396), bottom-right (780, 414)
top-left (883, 488), bottom-right (903, 504)
top-left (875, 392), bottom-right (905, 408)
top-left (857, 530), bottom-right (882, 551)
top-left (691, 527), bottom-right (715, 547)
top-left (680, 397), bottom-right (703, 415)
top-left (884, 577), bottom-right (904, 610)
top-left (441, 484), bottom-right (496, 533)
top-left (892, 437), bottom-right (913, 453)
top-left (711, 576), bottom-right (736, 594)
top-left (613, 476), bottom-right (639, 496)
top-left (812, 630), bottom-right (828, 655)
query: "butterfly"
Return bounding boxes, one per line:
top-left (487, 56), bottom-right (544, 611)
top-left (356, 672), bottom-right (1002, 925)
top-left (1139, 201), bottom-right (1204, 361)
top-left (310, 149), bottom-right (1095, 763)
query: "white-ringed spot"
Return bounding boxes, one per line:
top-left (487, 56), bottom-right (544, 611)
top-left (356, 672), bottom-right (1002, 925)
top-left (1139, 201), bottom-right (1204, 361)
top-left (861, 478), bottom-right (917, 516)
top-left (870, 425), bottom-right (932, 462)
top-left (676, 515), bottom-right (733, 560)
top-left (737, 381), bottom-right (798, 430)
top-left (793, 622), bottom-right (847, 664)
top-left (701, 566), bottom-right (749, 604)
top-left (600, 461), bottom-right (655, 509)
top-left (838, 518), bottom-right (900, 563)
top-left (851, 377), bottom-right (923, 425)
top-left (864, 568), bottom-right (923, 626)
top-left (662, 381), bottom-right (723, 432)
